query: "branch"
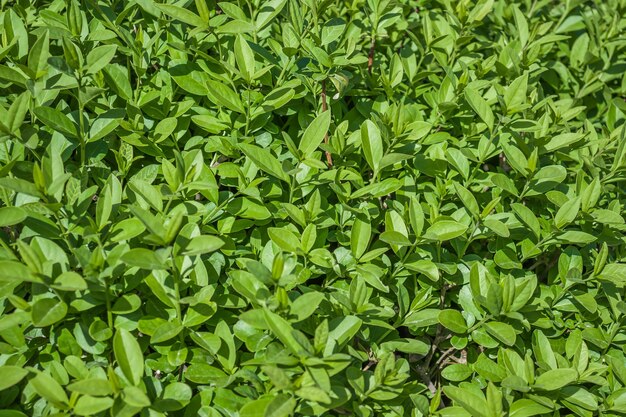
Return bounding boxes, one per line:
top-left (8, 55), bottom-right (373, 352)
top-left (367, 37), bottom-right (376, 74)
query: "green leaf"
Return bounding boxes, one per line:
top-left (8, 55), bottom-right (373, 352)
top-left (6, 91), bottom-right (30, 133)
top-left (483, 217), bottom-right (510, 237)
top-left (239, 143), bottom-right (289, 182)
top-left (32, 298), bottom-right (68, 327)
top-left (74, 395), bottom-right (114, 416)
top-left (544, 132), bottom-right (585, 152)
top-left (351, 178), bottom-right (402, 198)
top-left (29, 372), bottom-right (69, 408)
top-left (0, 65), bottom-right (27, 86)
top-left (379, 230), bottom-right (411, 246)
top-left (268, 227), bottom-right (300, 252)
top-left (263, 309), bottom-right (307, 356)
top-left (113, 329), bottom-right (144, 386)
top-left (86, 45), bottom-right (117, 74)
top-left (356, 264), bottom-right (389, 292)
top-left (351, 214), bottom-right (371, 259)
top-left (409, 196), bottom-right (424, 236)
top-left (120, 248), bottom-right (166, 270)
top-left (424, 220), bottom-right (468, 241)
top-left (122, 386), bottom-right (151, 407)
top-left (151, 321), bottom-right (183, 343)
top-left (534, 368), bottom-right (578, 391)
top-left (180, 235), bottom-right (224, 256)
top-left (441, 364), bottom-right (473, 381)
top-left (404, 259), bottom-right (439, 282)
top-left (443, 386), bottom-right (488, 417)
top-left (511, 203), bottom-right (541, 239)
top-left (235, 35), bottom-right (255, 82)
top-left (103, 64), bottom-right (133, 100)
top-left (404, 308), bottom-right (440, 328)
top-left (0, 366), bottom-right (29, 391)
top-left (361, 120), bottom-right (383, 174)
top-left (562, 386), bottom-right (597, 411)
top-left (484, 322), bottom-right (516, 346)
top-left (67, 379), bottom-right (114, 396)
top-left (295, 386), bottom-right (331, 404)
top-left (255, 0), bottom-right (288, 30)
top-left (156, 4), bottom-right (206, 26)
top-left (597, 264), bottom-right (626, 287)
top-left (28, 30), bottom-right (49, 77)
top-left (504, 72), bottom-right (528, 114)
top-left (154, 117), bottom-right (178, 142)
top-left (554, 197), bottom-right (580, 229)
top-left (0, 260), bottom-right (38, 282)
top-left (240, 397), bottom-right (274, 417)
top-left (184, 364), bottom-right (228, 384)
top-left (290, 292), bottom-right (324, 322)
top-left (206, 80), bottom-right (245, 113)
top-left (299, 110), bottom-right (331, 157)
top-left (34, 107), bottom-right (78, 137)
top-left (509, 399), bottom-right (553, 417)
top-left (325, 316), bottom-right (362, 355)
top-left (555, 231), bottom-right (596, 245)
top-left (265, 394), bottom-right (296, 417)
top-left (465, 87), bottom-right (494, 131)
top-left (467, 0), bottom-right (494, 22)
top-left (128, 179), bottom-right (163, 212)
top-left (0, 207), bottom-right (27, 227)
top-left (439, 309), bottom-right (467, 333)
top-left (453, 183), bottom-right (479, 217)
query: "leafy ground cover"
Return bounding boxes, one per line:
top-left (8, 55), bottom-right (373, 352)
top-left (1, 0), bottom-right (626, 416)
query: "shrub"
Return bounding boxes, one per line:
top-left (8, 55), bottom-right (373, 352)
top-left (1, 0), bottom-right (626, 416)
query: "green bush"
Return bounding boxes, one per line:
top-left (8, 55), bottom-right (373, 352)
top-left (1, 0), bottom-right (626, 416)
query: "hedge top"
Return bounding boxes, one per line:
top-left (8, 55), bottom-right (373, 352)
top-left (0, 0), bottom-right (626, 416)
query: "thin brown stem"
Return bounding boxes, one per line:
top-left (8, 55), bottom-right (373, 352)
top-left (417, 284), bottom-right (450, 386)
top-left (432, 347), bottom-right (458, 370)
top-left (415, 364), bottom-right (437, 394)
top-left (368, 37), bottom-right (376, 73)
top-left (362, 360), bottom-right (377, 372)
top-left (321, 79), bottom-right (333, 167)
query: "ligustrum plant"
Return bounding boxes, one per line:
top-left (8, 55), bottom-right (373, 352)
top-left (0, 0), bottom-right (626, 416)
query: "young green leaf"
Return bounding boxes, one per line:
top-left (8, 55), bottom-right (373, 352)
top-left (439, 309), bottom-right (468, 333)
top-left (235, 35), bottom-right (255, 82)
top-left (113, 329), bottom-right (144, 386)
top-left (424, 220), bottom-right (468, 241)
top-left (156, 4), bottom-right (206, 27)
top-left (465, 87), bottom-right (494, 131)
top-left (86, 45), bottom-right (117, 74)
top-left (239, 143), bottom-right (289, 182)
top-left (554, 197), bottom-right (581, 229)
top-left (30, 372), bottom-right (69, 409)
top-left (360, 120), bottom-right (383, 174)
top-left (299, 110), bottom-right (331, 158)
top-left (33, 107), bottom-right (78, 138)
top-left (0, 366), bottom-right (29, 391)
top-left (206, 80), bottom-right (245, 113)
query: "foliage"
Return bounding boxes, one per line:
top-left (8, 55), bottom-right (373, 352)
top-left (1, 0), bottom-right (626, 416)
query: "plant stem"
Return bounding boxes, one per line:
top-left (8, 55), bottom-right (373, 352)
top-left (321, 79), bottom-right (333, 167)
top-left (172, 265), bottom-right (186, 382)
top-left (245, 85), bottom-right (251, 136)
top-left (77, 76), bottom-right (86, 171)
top-left (203, 192), bottom-right (239, 225)
top-left (367, 36), bottom-right (376, 74)
top-left (104, 276), bottom-right (113, 328)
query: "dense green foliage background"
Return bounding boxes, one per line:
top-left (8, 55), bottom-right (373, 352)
top-left (1, 0), bottom-right (626, 416)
